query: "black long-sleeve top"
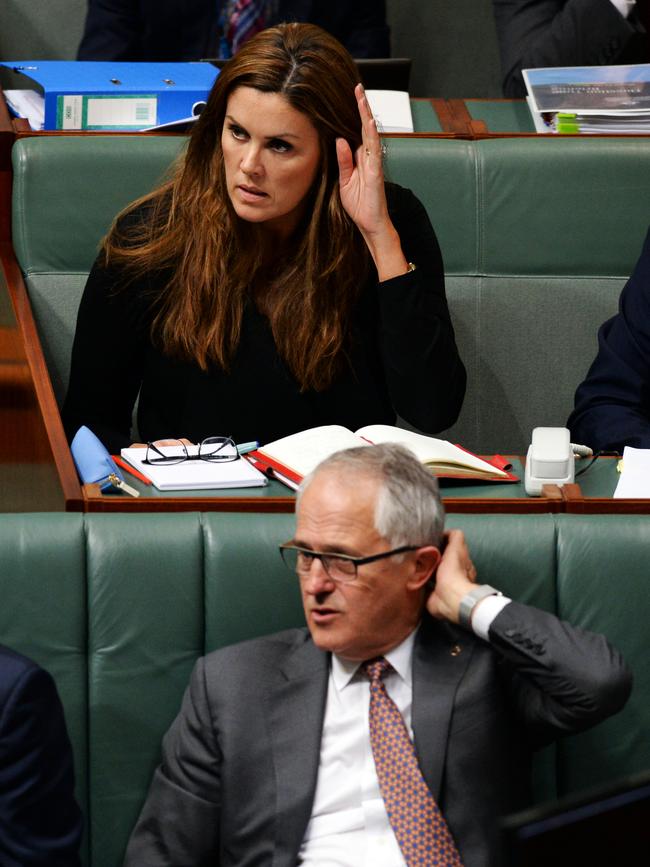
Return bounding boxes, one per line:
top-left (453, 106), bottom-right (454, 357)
top-left (62, 183), bottom-right (466, 453)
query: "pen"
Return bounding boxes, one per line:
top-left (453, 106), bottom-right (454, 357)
top-left (236, 441), bottom-right (259, 455)
top-left (245, 455), bottom-right (273, 477)
top-left (112, 455), bottom-right (153, 486)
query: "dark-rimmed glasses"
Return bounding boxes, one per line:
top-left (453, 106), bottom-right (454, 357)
top-left (143, 436), bottom-right (239, 466)
top-left (278, 543), bottom-right (420, 584)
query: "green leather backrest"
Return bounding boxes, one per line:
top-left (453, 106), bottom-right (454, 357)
top-left (85, 513), bottom-right (205, 865)
top-left (380, 137), bottom-right (650, 450)
top-left (11, 135), bottom-right (650, 449)
top-left (12, 136), bottom-right (187, 406)
top-left (457, 138), bottom-right (650, 453)
top-left (555, 515), bottom-right (650, 793)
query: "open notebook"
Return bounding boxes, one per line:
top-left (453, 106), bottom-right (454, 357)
top-left (248, 424), bottom-right (516, 491)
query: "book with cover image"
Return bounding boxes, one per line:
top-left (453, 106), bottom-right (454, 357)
top-left (523, 64), bottom-right (650, 133)
top-left (248, 424), bottom-right (517, 491)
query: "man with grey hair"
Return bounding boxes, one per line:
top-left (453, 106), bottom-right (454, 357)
top-left (125, 444), bottom-right (631, 867)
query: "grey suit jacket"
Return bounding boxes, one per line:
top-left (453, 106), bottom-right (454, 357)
top-left (123, 602), bottom-right (631, 866)
top-left (493, 0), bottom-right (648, 97)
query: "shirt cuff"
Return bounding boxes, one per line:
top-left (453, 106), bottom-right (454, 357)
top-left (610, 0), bottom-right (635, 18)
top-left (471, 595), bottom-right (512, 641)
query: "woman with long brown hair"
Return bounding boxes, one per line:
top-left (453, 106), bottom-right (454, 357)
top-left (63, 23), bottom-right (466, 452)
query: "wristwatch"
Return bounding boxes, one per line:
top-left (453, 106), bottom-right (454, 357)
top-left (458, 584), bottom-right (502, 630)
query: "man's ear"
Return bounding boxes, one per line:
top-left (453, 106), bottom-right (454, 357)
top-left (407, 546), bottom-right (441, 591)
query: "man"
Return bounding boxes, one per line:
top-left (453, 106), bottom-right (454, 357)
top-left (493, 0), bottom-right (650, 97)
top-left (77, 0), bottom-right (390, 61)
top-left (124, 444), bottom-right (631, 866)
top-left (0, 645), bottom-right (83, 866)
top-left (569, 226), bottom-right (650, 451)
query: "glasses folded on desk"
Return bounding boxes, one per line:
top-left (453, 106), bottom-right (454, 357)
top-left (143, 436), bottom-right (239, 465)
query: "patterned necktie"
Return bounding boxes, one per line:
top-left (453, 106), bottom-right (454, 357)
top-left (363, 657), bottom-right (463, 867)
top-left (228, 0), bottom-right (268, 55)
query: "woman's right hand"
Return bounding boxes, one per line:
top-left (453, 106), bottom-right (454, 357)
top-left (337, 84), bottom-right (410, 282)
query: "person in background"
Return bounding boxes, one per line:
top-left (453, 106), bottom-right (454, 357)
top-left (569, 227), bottom-right (650, 452)
top-left (77, 0), bottom-right (390, 61)
top-left (124, 443), bottom-right (631, 866)
top-left (493, 0), bottom-right (650, 97)
top-left (63, 23), bottom-right (466, 453)
top-left (0, 645), bottom-right (83, 866)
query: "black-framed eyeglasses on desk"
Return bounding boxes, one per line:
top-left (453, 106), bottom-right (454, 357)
top-left (143, 436), bottom-right (240, 465)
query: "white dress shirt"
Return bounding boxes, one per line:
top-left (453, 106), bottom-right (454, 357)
top-left (298, 596), bottom-right (511, 866)
top-left (610, 0), bottom-right (636, 18)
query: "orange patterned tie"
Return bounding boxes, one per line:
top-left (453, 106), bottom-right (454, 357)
top-left (364, 658), bottom-right (463, 867)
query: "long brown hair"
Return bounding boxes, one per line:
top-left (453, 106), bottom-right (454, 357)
top-left (104, 23), bottom-right (369, 391)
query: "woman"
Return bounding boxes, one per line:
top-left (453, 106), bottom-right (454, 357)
top-left (62, 23), bottom-right (466, 452)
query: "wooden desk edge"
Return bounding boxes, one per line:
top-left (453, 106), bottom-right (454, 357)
top-left (1, 241), bottom-right (82, 504)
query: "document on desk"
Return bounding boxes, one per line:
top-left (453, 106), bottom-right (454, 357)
top-left (613, 447), bottom-right (650, 498)
top-left (365, 90), bottom-right (414, 132)
top-left (120, 445), bottom-right (267, 491)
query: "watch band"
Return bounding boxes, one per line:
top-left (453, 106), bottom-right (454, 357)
top-left (458, 584), bottom-right (502, 630)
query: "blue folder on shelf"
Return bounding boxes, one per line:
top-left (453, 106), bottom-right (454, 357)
top-left (0, 60), bottom-right (219, 130)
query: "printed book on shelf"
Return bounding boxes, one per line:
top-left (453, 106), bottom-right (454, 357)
top-left (248, 424), bottom-right (517, 491)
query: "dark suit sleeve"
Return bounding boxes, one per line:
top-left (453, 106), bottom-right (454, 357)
top-left (123, 658), bottom-right (221, 867)
top-left (339, 0), bottom-right (390, 58)
top-left (378, 184), bottom-right (466, 433)
top-left (493, 0), bottom-right (639, 97)
top-left (77, 0), bottom-right (144, 60)
top-left (488, 600), bottom-right (632, 747)
top-left (0, 663), bottom-right (82, 866)
top-left (568, 228), bottom-right (650, 452)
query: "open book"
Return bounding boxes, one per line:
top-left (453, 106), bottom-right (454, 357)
top-left (248, 425), bottom-right (516, 491)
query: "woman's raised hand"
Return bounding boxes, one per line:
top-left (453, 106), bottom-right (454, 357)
top-left (336, 84), bottom-right (409, 281)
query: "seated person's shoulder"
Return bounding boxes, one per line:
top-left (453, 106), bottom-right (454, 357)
top-left (0, 644), bottom-right (40, 686)
top-left (202, 628), bottom-right (312, 674)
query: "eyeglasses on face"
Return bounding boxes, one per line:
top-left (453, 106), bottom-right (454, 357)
top-left (278, 543), bottom-right (420, 584)
top-left (143, 436), bottom-right (239, 466)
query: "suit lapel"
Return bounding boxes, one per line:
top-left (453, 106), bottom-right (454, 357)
top-left (268, 632), bottom-right (329, 865)
top-left (412, 617), bottom-right (474, 800)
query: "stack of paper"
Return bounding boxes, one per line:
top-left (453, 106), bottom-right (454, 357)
top-left (524, 64), bottom-right (650, 134)
top-left (614, 447), bottom-right (650, 498)
top-left (365, 90), bottom-right (414, 133)
top-left (3, 89), bottom-right (44, 130)
top-left (120, 445), bottom-right (267, 491)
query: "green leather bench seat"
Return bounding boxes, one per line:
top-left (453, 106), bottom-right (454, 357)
top-left (0, 511), bottom-right (648, 867)
top-left (11, 135), bottom-right (650, 454)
